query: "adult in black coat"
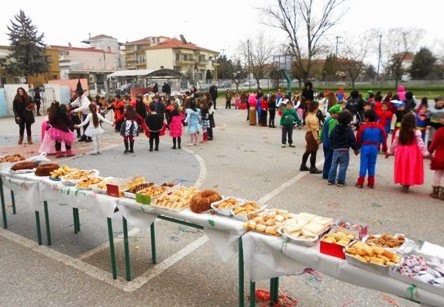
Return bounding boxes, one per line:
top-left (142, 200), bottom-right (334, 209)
top-left (13, 87), bottom-right (35, 144)
top-left (162, 82), bottom-right (171, 96)
top-left (209, 84), bottom-right (218, 109)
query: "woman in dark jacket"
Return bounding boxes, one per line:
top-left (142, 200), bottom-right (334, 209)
top-left (13, 87), bottom-right (35, 144)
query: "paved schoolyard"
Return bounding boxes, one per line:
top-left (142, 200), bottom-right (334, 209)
top-left (0, 109), bottom-right (442, 306)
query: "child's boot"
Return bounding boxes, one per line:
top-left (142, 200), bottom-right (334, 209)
top-left (27, 136), bottom-right (33, 144)
top-left (129, 140), bottom-right (134, 153)
top-left (124, 140), bottom-right (129, 154)
top-left (66, 149), bottom-right (75, 157)
top-left (431, 186), bottom-right (440, 199)
top-left (367, 176), bottom-right (375, 188)
top-left (356, 176), bottom-right (365, 188)
top-left (56, 150), bottom-right (63, 158)
top-left (439, 187), bottom-right (444, 201)
top-left (172, 138), bottom-right (177, 149)
top-left (178, 138), bottom-right (181, 149)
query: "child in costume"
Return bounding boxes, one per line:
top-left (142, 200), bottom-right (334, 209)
top-left (356, 110), bottom-right (387, 188)
top-left (168, 102), bottom-right (183, 149)
top-left (116, 105), bottom-right (140, 154)
top-left (200, 101), bottom-right (210, 143)
top-left (416, 105), bottom-right (429, 142)
top-left (428, 127), bottom-right (444, 199)
top-left (320, 104), bottom-right (342, 179)
top-left (280, 101), bottom-right (301, 148)
top-left (75, 104), bottom-right (113, 155)
top-left (376, 102), bottom-right (393, 135)
top-left (47, 101), bottom-right (76, 158)
top-left (386, 113), bottom-right (429, 193)
top-left (184, 99), bottom-right (201, 146)
top-left (145, 103), bottom-right (164, 152)
top-left (328, 110), bottom-right (359, 187)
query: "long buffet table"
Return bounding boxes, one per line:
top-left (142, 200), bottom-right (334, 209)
top-left (0, 168), bottom-right (443, 307)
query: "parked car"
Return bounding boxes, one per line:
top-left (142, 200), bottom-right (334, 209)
top-left (242, 80), bottom-right (255, 87)
top-left (115, 83), bottom-right (141, 95)
top-left (218, 81), bottom-right (232, 89)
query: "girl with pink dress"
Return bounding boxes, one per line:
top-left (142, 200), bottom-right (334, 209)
top-left (167, 102), bottom-right (183, 149)
top-left (386, 113), bottom-right (429, 192)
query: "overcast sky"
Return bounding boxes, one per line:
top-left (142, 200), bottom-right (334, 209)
top-left (0, 0), bottom-right (442, 65)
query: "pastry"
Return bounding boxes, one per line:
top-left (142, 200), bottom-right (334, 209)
top-left (0, 154), bottom-right (25, 163)
top-left (190, 189), bottom-right (222, 213)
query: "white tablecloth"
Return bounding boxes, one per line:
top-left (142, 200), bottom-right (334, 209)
top-left (242, 231), bottom-right (444, 307)
top-left (39, 179), bottom-right (118, 218)
top-left (0, 171), bottom-right (118, 218)
top-left (0, 171), bottom-right (42, 210)
top-left (118, 198), bottom-right (246, 262)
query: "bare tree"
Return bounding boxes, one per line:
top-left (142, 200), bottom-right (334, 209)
top-left (261, 0), bottom-right (347, 85)
top-left (340, 34), bottom-right (371, 89)
top-left (239, 32), bottom-right (275, 88)
top-left (380, 27), bottom-right (423, 88)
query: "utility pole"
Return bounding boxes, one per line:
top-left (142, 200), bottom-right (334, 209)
top-left (247, 39), bottom-right (251, 89)
top-left (335, 36), bottom-right (340, 57)
top-left (377, 34), bottom-right (382, 77)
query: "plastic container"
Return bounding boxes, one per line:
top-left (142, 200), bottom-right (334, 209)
top-left (211, 197), bottom-right (246, 217)
top-left (320, 226), bottom-right (357, 259)
top-left (335, 216), bottom-right (368, 240)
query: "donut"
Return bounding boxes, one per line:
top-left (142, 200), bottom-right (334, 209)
top-left (190, 190), bottom-right (222, 213)
top-left (35, 163), bottom-right (60, 176)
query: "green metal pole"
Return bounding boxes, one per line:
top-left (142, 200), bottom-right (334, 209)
top-left (239, 238), bottom-right (244, 307)
top-left (0, 177), bottom-right (7, 229)
top-left (249, 280), bottom-right (255, 307)
top-left (123, 217), bottom-right (131, 281)
top-left (76, 208), bottom-right (81, 232)
top-left (72, 208), bottom-right (77, 233)
top-left (270, 278), bottom-right (275, 303)
top-left (270, 277), bottom-right (279, 304)
top-left (35, 211), bottom-right (42, 245)
top-left (10, 191), bottom-right (16, 214)
top-left (150, 222), bottom-right (157, 264)
top-left (107, 217), bottom-right (117, 279)
top-left (43, 201), bottom-right (51, 246)
top-left (73, 208), bottom-right (79, 234)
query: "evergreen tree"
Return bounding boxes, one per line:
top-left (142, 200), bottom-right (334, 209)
top-left (322, 54), bottom-right (338, 81)
top-left (409, 47), bottom-right (437, 79)
top-left (5, 10), bottom-right (50, 83)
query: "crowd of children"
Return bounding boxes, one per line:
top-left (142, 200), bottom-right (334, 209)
top-left (241, 84), bottom-right (442, 198)
top-left (35, 80), bottom-right (443, 199)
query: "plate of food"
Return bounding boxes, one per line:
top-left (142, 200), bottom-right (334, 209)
top-left (151, 186), bottom-right (200, 211)
top-left (211, 197), bottom-right (246, 216)
top-left (345, 241), bottom-right (402, 275)
top-left (123, 182), bottom-right (155, 199)
top-left (9, 161), bottom-right (39, 174)
top-left (49, 165), bottom-right (78, 181)
top-left (61, 169), bottom-right (99, 186)
top-left (231, 201), bottom-right (266, 221)
top-left (90, 177), bottom-right (117, 194)
top-left (76, 176), bottom-right (105, 190)
top-left (0, 154), bottom-right (26, 163)
top-left (245, 209), bottom-right (294, 236)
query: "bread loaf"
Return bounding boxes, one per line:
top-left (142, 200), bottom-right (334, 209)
top-left (35, 163), bottom-right (60, 176)
top-left (11, 161), bottom-right (38, 171)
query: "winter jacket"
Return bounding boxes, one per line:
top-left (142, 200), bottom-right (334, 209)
top-left (330, 124), bottom-right (358, 151)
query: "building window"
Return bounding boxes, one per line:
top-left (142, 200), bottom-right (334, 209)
top-left (176, 54), bottom-right (179, 61)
